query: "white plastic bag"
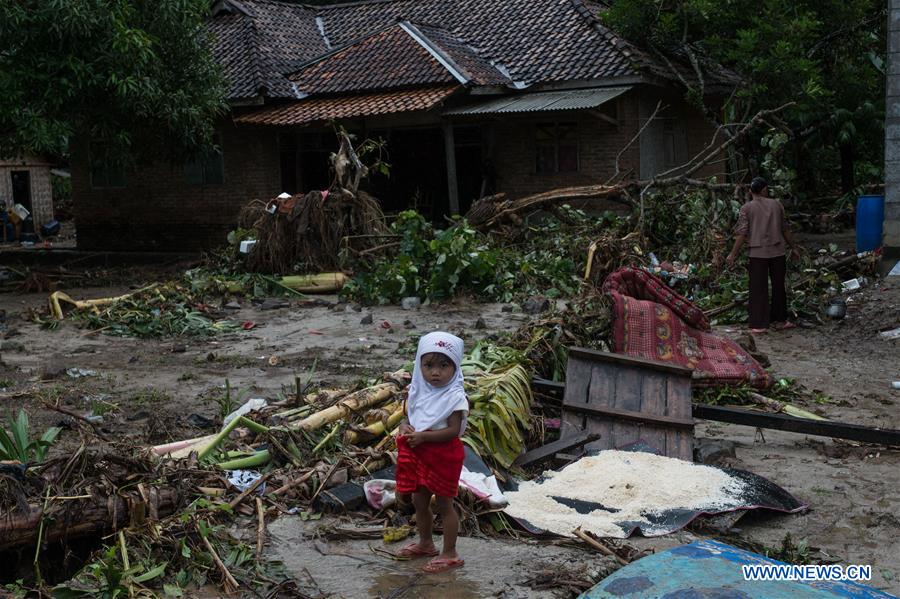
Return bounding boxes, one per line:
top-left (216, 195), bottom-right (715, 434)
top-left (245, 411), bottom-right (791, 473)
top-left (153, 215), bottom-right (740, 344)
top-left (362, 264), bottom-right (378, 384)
top-left (363, 479), bottom-right (396, 510)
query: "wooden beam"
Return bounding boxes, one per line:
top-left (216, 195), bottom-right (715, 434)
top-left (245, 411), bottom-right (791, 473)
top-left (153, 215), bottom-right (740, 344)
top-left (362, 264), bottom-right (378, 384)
top-left (587, 109), bottom-right (619, 127)
top-left (567, 348), bottom-right (694, 377)
top-left (563, 402), bottom-right (695, 430)
top-left (692, 404), bottom-right (900, 446)
top-left (442, 122), bottom-right (460, 214)
top-left (533, 378), bottom-right (900, 446)
top-left (512, 431), bottom-right (599, 467)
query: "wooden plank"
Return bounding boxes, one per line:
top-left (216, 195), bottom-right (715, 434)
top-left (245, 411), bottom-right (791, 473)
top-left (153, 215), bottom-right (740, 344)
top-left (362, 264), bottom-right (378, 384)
top-left (533, 377), bottom-right (565, 393)
top-left (512, 431), bottom-right (598, 467)
top-left (538, 377), bottom-right (900, 448)
top-left (692, 405), bottom-right (900, 446)
top-left (561, 356), bottom-right (593, 437)
top-left (666, 376), bottom-right (694, 461)
top-left (639, 371), bottom-right (668, 454)
top-left (583, 361), bottom-right (615, 451)
top-left (610, 365), bottom-right (644, 449)
top-left (568, 348), bottom-right (693, 377)
top-left (564, 403), bottom-right (695, 430)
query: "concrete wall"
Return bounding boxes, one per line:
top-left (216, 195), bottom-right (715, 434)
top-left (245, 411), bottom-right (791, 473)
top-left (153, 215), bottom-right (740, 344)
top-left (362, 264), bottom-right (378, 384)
top-left (72, 120), bottom-right (281, 251)
top-left (886, 0), bottom-right (900, 257)
top-left (0, 156), bottom-right (54, 227)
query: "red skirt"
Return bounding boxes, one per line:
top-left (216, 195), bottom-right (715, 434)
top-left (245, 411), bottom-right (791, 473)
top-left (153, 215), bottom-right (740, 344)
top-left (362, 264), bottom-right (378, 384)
top-left (395, 435), bottom-right (464, 498)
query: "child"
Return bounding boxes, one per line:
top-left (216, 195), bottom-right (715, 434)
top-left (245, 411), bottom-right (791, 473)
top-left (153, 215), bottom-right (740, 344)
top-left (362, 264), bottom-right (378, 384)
top-left (395, 331), bottom-right (469, 574)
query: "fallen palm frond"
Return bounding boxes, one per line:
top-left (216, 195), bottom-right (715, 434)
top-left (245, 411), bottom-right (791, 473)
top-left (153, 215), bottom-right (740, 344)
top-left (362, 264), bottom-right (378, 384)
top-left (462, 343), bottom-right (534, 469)
top-left (43, 282), bottom-right (240, 338)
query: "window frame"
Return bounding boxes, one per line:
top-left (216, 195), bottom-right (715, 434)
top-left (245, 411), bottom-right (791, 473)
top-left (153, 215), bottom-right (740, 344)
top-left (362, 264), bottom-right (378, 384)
top-left (535, 121), bottom-right (580, 175)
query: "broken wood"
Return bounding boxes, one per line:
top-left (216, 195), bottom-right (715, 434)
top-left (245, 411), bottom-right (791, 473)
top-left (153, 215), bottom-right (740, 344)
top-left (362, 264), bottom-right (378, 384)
top-left (271, 469), bottom-right (316, 497)
top-left (535, 377), bottom-right (900, 446)
top-left (201, 530), bottom-right (240, 593)
top-left (512, 431), bottom-right (599, 467)
top-left (562, 403), bottom-right (695, 430)
top-left (228, 472), bottom-right (271, 510)
top-left (692, 404), bottom-right (900, 446)
top-left (572, 527), bottom-right (629, 566)
top-left (562, 350), bottom-right (694, 460)
top-left (255, 497), bottom-right (266, 561)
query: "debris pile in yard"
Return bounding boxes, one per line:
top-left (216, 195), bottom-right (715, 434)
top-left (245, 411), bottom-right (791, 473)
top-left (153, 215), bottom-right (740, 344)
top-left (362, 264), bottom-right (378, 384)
top-left (237, 132), bottom-right (390, 274)
top-left (1, 341), bottom-right (536, 596)
top-left (343, 206), bottom-right (616, 305)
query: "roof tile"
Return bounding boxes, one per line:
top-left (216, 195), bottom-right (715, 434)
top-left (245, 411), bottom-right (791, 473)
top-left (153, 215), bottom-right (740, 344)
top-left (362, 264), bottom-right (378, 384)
top-left (234, 85), bottom-right (459, 125)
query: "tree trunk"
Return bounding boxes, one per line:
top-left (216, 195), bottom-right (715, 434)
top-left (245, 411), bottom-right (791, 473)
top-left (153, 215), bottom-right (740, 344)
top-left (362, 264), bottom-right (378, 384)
top-left (0, 488), bottom-right (179, 552)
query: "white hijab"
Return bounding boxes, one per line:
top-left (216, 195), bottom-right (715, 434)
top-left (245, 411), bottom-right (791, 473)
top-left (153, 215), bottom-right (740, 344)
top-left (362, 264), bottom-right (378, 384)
top-left (407, 332), bottom-right (469, 436)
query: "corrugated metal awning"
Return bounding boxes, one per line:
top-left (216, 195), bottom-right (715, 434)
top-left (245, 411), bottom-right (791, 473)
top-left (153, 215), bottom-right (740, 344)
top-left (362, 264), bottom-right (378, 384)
top-left (443, 86), bottom-right (630, 116)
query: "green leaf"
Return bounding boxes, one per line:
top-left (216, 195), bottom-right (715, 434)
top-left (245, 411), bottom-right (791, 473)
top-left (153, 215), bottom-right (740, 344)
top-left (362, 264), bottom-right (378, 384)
top-left (132, 562), bottom-right (167, 583)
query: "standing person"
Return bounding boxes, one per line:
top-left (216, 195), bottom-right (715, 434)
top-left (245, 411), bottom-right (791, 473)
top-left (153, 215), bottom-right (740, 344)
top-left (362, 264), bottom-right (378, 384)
top-left (726, 177), bottom-right (799, 334)
top-left (395, 331), bottom-right (469, 573)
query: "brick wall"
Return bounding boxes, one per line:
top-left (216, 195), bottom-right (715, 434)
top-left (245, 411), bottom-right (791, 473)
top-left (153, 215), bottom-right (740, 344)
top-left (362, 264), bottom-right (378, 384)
top-left (73, 120), bottom-right (281, 251)
top-left (490, 87), bottom-right (722, 201)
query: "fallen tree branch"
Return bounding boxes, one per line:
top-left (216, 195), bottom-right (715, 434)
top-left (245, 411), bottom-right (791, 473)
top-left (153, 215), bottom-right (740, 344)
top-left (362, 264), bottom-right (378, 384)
top-left (606, 100), bottom-right (665, 185)
top-left (201, 531), bottom-right (240, 593)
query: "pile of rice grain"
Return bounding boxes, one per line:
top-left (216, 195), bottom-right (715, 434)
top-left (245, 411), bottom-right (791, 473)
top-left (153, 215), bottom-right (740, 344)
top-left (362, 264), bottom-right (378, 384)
top-left (504, 450), bottom-right (747, 538)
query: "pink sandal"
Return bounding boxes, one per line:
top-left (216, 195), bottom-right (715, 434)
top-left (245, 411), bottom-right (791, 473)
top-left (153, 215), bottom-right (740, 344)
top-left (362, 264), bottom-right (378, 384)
top-left (749, 328), bottom-right (768, 335)
top-left (423, 557), bottom-right (465, 573)
top-left (773, 321), bottom-right (797, 330)
top-left (397, 543), bottom-right (439, 558)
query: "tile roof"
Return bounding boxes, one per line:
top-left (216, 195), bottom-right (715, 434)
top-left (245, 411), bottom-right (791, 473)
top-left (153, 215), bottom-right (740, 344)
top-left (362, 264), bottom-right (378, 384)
top-left (316, 0), bottom-right (639, 85)
top-left (209, 0), bottom-right (735, 102)
top-left (290, 24), bottom-right (456, 95)
top-left (208, 0), bottom-right (327, 100)
top-left (233, 85), bottom-right (459, 125)
top-left (409, 23), bottom-right (511, 86)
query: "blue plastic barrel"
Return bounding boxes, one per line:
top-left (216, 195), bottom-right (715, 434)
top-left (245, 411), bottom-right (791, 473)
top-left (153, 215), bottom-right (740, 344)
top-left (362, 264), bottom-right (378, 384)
top-left (856, 194), bottom-right (884, 252)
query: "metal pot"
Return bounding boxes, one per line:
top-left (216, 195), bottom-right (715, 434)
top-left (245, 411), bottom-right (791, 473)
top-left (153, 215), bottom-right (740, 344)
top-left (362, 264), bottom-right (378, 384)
top-left (825, 299), bottom-right (847, 320)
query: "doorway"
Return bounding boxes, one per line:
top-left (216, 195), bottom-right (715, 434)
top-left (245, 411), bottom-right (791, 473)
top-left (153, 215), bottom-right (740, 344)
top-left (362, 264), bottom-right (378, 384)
top-left (10, 170), bottom-right (31, 212)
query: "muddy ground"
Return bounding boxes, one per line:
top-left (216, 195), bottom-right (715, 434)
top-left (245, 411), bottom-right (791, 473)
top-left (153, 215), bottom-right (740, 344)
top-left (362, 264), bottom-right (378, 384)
top-left (1, 256), bottom-right (899, 597)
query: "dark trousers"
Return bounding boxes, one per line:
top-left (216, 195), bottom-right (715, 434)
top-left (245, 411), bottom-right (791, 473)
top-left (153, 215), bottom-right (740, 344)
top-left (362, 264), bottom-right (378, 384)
top-left (748, 255), bottom-right (787, 329)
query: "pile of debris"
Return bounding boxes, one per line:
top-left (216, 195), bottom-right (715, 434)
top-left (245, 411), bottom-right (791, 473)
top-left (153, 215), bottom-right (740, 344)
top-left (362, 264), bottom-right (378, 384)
top-left (237, 132), bottom-right (389, 274)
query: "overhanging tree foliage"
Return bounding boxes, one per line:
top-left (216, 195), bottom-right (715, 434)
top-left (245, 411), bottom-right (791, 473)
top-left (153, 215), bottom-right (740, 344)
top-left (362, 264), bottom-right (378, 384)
top-left (603, 0), bottom-right (886, 198)
top-left (0, 0), bottom-right (227, 162)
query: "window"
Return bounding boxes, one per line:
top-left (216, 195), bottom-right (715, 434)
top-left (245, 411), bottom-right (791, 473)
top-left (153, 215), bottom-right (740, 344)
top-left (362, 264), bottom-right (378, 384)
top-left (89, 146), bottom-right (126, 188)
top-left (536, 123), bottom-right (579, 174)
top-left (185, 134), bottom-right (224, 184)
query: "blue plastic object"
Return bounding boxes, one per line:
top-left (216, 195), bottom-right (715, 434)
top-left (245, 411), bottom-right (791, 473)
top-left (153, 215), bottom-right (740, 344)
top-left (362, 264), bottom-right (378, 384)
top-left (581, 540), bottom-right (897, 599)
top-left (856, 194), bottom-right (885, 253)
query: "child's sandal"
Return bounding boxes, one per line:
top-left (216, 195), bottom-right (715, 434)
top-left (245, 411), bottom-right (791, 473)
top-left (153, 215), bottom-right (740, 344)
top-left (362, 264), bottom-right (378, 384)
top-left (397, 543), bottom-right (439, 558)
top-left (423, 557), bottom-right (465, 573)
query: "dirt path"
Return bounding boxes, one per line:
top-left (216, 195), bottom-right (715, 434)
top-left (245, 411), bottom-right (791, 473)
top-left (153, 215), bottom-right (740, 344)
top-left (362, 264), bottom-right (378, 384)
top-left (1, 271), bottom-right (898, 596)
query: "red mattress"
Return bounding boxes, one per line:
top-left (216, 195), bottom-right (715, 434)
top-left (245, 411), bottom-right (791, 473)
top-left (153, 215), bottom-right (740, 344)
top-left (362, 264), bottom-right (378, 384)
top-left (603, 268), bottom-right (772, 389)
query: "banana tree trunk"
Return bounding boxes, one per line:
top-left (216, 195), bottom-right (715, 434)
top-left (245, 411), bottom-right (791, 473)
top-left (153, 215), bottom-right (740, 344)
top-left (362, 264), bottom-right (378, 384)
top-left (291, 373), bottom-right (406, 432)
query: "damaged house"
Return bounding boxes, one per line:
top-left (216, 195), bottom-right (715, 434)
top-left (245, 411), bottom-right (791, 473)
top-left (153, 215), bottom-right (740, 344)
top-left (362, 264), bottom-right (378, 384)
top-left (73, 0), bottom-right (735, 251)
